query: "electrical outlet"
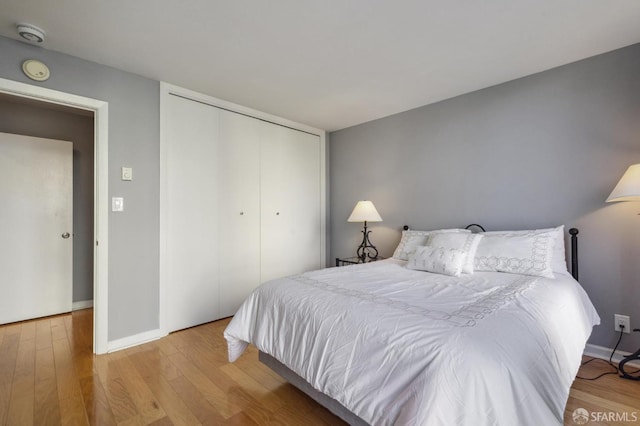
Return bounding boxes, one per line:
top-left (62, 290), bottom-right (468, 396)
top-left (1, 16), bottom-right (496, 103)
top-left (614, 314), bottom-right (631, 334)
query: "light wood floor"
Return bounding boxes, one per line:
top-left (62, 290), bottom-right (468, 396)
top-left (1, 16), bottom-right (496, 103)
top-left (0, 310), bottom-right (638, 426)
top-left (564, 356), bottom-right (640, 425)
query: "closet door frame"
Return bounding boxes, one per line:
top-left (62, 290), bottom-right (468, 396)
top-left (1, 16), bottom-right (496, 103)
top-left (159, 82), bottom-right (326, 335)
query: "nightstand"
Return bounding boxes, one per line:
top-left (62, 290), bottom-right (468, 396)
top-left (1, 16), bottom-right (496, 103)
top-left (335, 256), bottom-right (385, 267)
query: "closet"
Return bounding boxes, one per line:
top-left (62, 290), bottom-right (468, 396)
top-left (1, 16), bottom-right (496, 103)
top-left (161, 86), bottom-right (325, 333)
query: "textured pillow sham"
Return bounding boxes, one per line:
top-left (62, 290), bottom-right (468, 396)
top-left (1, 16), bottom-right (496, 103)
top-left (482, 225), bottom-right (566, 273)
top-left (392, 228), bottom-right (471, 261)
top-left (427, 232), bottom-right (483, 274)
top-left (406, 245), bottom-right (466, 277)
top-left (474, 230), bottom-right (556, 278)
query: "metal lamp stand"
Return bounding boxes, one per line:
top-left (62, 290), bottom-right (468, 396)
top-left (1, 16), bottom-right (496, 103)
top-left (356, 221), bottom-right (378, 262)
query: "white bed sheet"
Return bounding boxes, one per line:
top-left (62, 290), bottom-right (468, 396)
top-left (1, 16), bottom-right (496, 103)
top-left (224, 259), bottom-right (600, 426)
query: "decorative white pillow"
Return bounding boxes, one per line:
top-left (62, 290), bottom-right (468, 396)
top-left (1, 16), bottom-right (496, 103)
top-left (407, 245), bottom-right (466, 276)
top-left (392, 228), bottom-right (470, 261)
top-left (474, 230), bottom-right (556, 278)
top-left (482, 226), bottom-right (566, 273)
top-left (428, 232), bottom-right (483, 274)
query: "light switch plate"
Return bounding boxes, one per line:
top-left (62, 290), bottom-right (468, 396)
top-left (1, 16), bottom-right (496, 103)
top-left (112, 197), bottom-right (124, 212)
top-left (121, 167), bottom-right (133, 181)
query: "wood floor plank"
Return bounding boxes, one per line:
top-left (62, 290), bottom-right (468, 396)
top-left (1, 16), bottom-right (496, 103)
top-left (6, 334), bottom-right (36, 426)
top-left (108, 355), bottom-right (166, 424)
top-left (0, 383), bottom-right (11, 426)
top-left (154, 336), bottom-right (180, 358)
top-left (59, 394), bottom-right (89, 426)
top-left (51, 315), bottom-right (68, 342)
top-left (224, 411), bottom-right (259, 425)
top-left (180, 343), bottom-right (277, 424)
top-left (20, 320), bottom-right (36, 343)
top-left (53, 338), bottom-right (82, 402)
top-left (34, 347), bottom-right (62, 425)
top-left (103, 377), bottom-right (139, 423)
top-left (181, 340), bottom-right (272, 407)
top-left (167, 351), bottom-right (243, 420)
top-left (79, 375), bottom-right (117, 426)
top-left (219, 363), bottom-right (285, 412)
top-left (233, 351), bottom-right (287, 392)
top-left (128, 345), bottom-right (181, 382)
top-left (144, 416), bottom-right (175, 426)
top-left (0, 327), bottom-right (20, 425)
top-left (2, 322), bottom-right (22, 336)
top-left (116, 413), bottom-right (147, 426)
top-left (129, 351), bottom-right (202, 426)
top-left (167, 375), bottom-right (226, 425)
top-left (63, 315), bottom-right (73, 343)
top-left (35, 318), bottom-right (53, 351)
top-left (5, 393), bottom-right (35, 426)
top-left (68, 316), bottom-right (94, 381)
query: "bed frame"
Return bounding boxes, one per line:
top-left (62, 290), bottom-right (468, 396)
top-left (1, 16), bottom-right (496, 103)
top-left (259, 225), bottom-right (580, 424)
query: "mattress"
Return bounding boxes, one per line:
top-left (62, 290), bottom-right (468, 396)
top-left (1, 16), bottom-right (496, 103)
top-left (224, 259), bottom-right (600, 425)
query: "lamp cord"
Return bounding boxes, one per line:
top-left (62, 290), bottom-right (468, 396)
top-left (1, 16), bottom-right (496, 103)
top-left (577, 328), bottom-right (640, 380)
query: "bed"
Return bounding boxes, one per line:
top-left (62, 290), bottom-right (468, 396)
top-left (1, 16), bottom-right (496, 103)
top-left (224, 225), bottom-right (600, 425)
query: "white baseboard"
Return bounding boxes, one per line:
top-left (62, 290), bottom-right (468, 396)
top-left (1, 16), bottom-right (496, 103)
top-left (584, 343), bottom-right (640, 369)
top-left (107, 328), bottom-right (167, 353)
top-left (72, 300), bottom-right (93, 311)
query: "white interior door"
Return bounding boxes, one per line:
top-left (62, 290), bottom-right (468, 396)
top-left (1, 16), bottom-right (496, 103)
top-left (217, 110), bottom-right (261, 317)
top-left (260, 125), bottom-right (321, 283)
top-left (0, 132), bottom-right (73, 324)
top-left (165, 95), bottom-right (220, 332)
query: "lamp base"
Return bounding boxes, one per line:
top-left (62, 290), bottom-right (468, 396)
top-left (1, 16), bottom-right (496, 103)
top-left (356, 221), bottom-right (378, 262)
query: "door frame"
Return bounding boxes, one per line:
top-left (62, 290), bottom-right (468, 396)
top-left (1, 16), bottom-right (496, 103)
top-left (0, 77), bottom-right (109, 354)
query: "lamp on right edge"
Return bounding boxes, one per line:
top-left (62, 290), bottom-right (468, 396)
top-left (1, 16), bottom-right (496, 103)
top-left (605, 163), bottom-right (640, 381)
top-left (606, 164), bottom-right (640, 202)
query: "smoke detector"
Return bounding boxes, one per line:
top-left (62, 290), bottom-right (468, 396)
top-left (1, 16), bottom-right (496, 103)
top-left (16, 23), bottom-right (45, 44)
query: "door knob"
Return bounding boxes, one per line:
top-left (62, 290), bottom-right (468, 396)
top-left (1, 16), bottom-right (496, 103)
top-left (62, 232), bottom-right (70, 239)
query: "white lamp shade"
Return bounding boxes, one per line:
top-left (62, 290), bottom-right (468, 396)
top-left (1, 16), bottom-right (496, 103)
top-left (348, 200), bottom-right (382, 222)
top-left (606, 164), bottom-right (640, 202)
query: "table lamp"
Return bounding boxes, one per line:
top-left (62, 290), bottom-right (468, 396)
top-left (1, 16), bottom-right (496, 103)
top-left (348, 200), bottom-right (383, 262)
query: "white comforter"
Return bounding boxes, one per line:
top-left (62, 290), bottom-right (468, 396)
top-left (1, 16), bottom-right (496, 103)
top-left (224, 259), bottom-right (599, 426)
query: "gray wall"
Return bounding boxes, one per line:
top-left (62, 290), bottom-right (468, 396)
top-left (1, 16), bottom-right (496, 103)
top-left (0, 36), bottom-right (160, 341)
top-left (0, 97), bottom-right (94, 303)
top-left (330, 43), bottom-right (640, 352)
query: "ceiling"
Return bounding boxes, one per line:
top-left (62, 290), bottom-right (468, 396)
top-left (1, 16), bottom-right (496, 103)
top-left (2, 1), bottom-right (640, 131)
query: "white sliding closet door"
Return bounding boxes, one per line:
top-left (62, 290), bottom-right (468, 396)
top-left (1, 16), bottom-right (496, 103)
top-left (162, 84), bottom-right (325, 331)
top-left (165, 95), bottom-right (220, 332)
top-left (217, 110), bottom-right (261, 317)
top-left (260, 125), bottom-right (321, 283)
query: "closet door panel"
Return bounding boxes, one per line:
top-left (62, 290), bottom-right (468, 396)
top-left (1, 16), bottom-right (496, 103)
top-left (260, 124), bottom-right (321, 283)
top-left (217, 110), bottom-right (261, 317)
top-left (166, 95), bottom-right (220, 332)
